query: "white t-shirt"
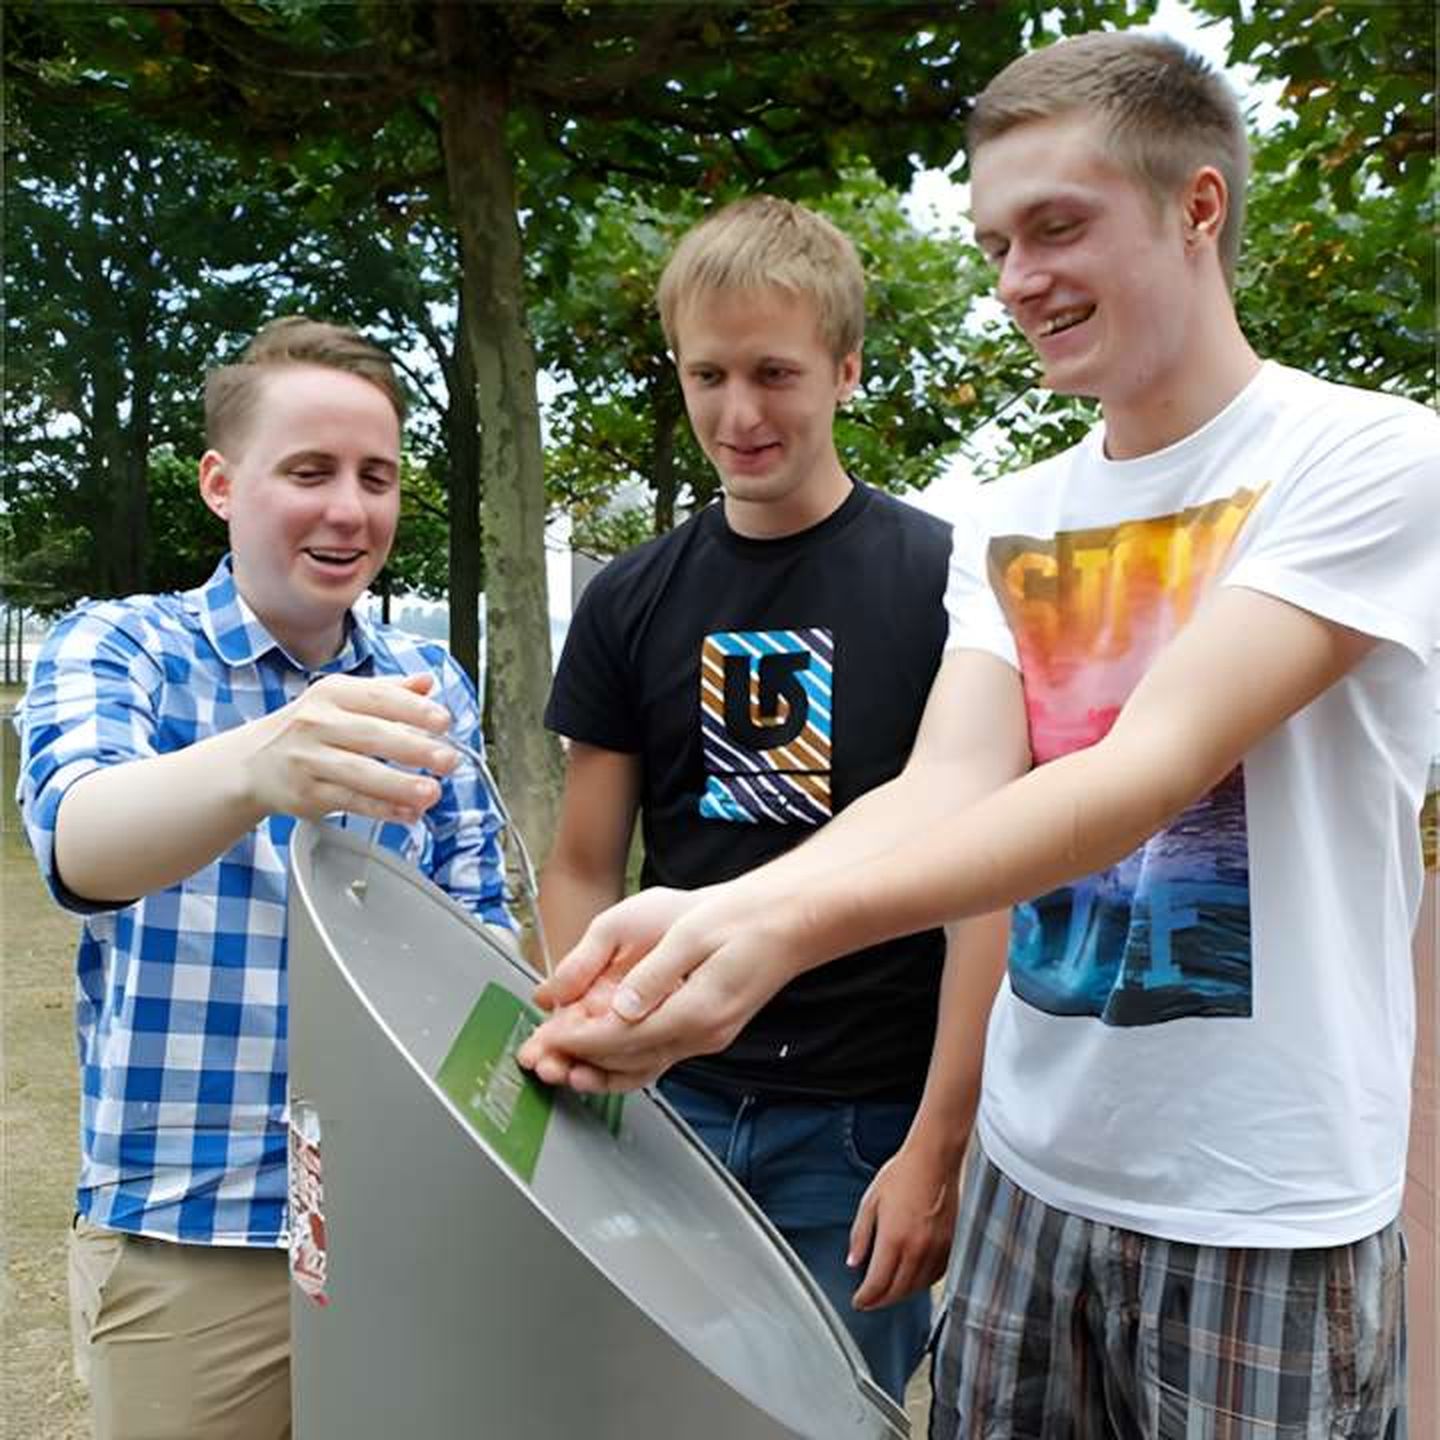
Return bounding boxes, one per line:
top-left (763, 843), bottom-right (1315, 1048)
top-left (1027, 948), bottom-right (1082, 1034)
top-left (945, 363), bottom-right (1440, 1247)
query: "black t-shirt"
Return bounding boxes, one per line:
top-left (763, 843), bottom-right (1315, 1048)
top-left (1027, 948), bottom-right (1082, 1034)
top-left (545, 481), bottom-right (953, 1101)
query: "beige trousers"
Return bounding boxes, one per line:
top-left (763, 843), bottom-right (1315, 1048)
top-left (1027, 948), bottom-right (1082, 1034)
top-left (68, 1216), bottom-right (291, 1440)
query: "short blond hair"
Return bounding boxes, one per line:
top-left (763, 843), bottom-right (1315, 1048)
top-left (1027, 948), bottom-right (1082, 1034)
top-left (657, 196), bottom-right (865, 360)
top-left (204, 316), bottom-right (405, 452)
top-left (970, 31), bottom-right (1250, 286)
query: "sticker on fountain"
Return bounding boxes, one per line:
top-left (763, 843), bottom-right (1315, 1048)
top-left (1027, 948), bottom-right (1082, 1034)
top-left (435, 984), bottom-right (624, 1182)
top-left (288, 1099), bottom-right (329, 1306)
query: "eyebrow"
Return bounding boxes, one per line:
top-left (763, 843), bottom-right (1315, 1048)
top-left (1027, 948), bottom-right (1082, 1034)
top-left (972, 191), bottom-right (1095, 248)
top-left (279, 448), bottom-right (398, 472)
top-left (683, 354), bottom-right (804, 370)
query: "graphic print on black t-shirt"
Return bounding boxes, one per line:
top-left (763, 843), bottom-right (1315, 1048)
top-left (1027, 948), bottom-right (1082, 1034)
top-left (991, 489), bottom-right (1265, 1025)
top-left (698, 628), bottom-right (833, 825)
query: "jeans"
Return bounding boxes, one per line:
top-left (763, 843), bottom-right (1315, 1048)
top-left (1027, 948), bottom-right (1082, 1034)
top-left (658, 1075), bottom-right (931, 1403)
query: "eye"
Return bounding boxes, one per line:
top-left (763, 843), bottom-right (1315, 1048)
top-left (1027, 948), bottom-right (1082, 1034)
top-left (362, 470), bottom-right (397, 492)
top-left (1041, 218), bottom-right (1079, 241)
top-left (760, 365), bottom-right (795, 384)
top-left (289, 466), bottom-right (329, 482)
top-left (979, 241), bottom-right (1008, 267)
top-left (689, 368), bottom-right (721, 387)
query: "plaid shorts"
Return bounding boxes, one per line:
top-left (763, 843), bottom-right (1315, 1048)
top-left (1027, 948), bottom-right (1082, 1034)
top-left (929, 1148), bottom-right (1407, 1439)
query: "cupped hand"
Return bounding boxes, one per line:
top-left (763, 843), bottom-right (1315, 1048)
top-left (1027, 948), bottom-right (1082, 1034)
top-left (517, 892), bottom-right (812, 1092)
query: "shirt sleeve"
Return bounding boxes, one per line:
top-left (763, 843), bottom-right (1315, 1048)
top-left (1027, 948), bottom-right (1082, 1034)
top-left (543, 567), bottom-right (643, 753)
top-left (942, 492), bottom-right (1021, 668)
top-left (422, 650), bottom-right (512, 928)
top-left (17, 602), bottom-right (165, 914)
top-left (1223, 402), bottom-right (1440, 664)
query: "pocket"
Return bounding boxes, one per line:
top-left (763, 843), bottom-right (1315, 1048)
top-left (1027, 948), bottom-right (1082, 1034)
top-left (842, 1102), bottom-right (918, 1177)
top-left (68, 1217), bottom-right (127, 1380)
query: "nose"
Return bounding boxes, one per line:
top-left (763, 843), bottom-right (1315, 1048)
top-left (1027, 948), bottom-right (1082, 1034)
top-left (995, 245), bottom-right (1050, 311)
top-left (718, 381), bottom-right (762, 434)
top-left (322, 475), bottom-right (368, 529)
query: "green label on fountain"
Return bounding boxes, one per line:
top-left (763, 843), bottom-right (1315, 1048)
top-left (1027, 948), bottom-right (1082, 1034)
top-left (436, 984), bottom-right (554, 1182)
top-left (435, 984), bottom-right (624, 1182)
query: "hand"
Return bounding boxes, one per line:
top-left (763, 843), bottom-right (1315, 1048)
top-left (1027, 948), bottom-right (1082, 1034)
top-left (240, 672), bottom-right (457, 824)
top-left (533, 886), bottom-right (700, 1012)
top-left (847, 1136), bottom-right (962, 1311)
top-left (517, 891), bottom-right (813, 1092)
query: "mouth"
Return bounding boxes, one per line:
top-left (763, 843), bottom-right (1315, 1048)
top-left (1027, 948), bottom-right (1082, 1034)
top-left (303, 547), bottom-right (366, 569)
top-left (1037, 305), bottom-right (1095, 339)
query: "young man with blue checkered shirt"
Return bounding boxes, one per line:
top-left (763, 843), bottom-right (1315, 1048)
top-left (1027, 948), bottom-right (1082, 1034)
top-left (17, 316), bottom-right (509, 1440)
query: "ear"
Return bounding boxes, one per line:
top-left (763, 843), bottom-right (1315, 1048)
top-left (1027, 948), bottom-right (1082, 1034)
top-left (198, 450), bottom-right (232, 522)
top-left (836, 350), bottom-right (862, 403)
top-left (1182, 166), bottom-right (1228, 254)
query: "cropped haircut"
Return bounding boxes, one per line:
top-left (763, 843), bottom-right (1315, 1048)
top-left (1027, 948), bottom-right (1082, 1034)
top-left (204, 316), bottom-right (405, 452)
top-left (657, 196), bottom-right (866, 361)
top-left (969, 31), bottom-right (1250, 286)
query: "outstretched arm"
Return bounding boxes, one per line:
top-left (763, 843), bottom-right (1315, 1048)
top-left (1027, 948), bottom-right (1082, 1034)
top-left (521, 587), bottom-right (1374, 1089)
top-left (50, 672), bottom-right (457, 904)
top-left (531, 649), bottom-right (1028, 1016)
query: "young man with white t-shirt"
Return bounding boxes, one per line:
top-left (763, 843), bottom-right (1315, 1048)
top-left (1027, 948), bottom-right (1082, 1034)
top-left (521, 30), bottom-right (1440, 1437)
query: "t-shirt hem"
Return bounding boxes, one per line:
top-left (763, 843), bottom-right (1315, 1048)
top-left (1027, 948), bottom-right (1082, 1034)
top-left (978, 1120), bottom-right (1404, 1249)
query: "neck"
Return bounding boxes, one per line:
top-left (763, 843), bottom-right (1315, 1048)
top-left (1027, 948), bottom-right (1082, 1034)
top-left (234, 576), bottom-right (348, 668)
top-left (1101, 308), bottom-right (1261, 461)
top-left (722, 460), bottom-right (853, 540)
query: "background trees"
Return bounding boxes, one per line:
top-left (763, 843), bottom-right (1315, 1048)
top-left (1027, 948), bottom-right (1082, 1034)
top-left (4, 0), bottom-right (1432, 851)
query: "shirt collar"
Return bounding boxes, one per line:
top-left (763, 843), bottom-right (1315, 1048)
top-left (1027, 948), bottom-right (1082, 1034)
top-left (193, 555), bottom-right (378, 675)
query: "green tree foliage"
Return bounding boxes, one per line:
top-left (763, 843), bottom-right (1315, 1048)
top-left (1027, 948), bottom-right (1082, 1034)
top-left (7, 0), bottom-right (1148, 848)
top-left (1197, 0), bottom-right (1435, 399)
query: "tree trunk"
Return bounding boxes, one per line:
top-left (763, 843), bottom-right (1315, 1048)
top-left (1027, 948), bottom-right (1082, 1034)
top-left (651, 374), bottom-right (683, 536)
top-left (435, 8), bottom-right (562, 860)
top-left (445, 287), bottom-right (482, 687)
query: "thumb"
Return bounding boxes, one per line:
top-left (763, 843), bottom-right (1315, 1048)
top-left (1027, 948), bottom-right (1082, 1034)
top-left (534, 921), bottom-right (620, 1010)
top-left (609, 925), bottom-right (707, 1021)
top-left (847, 1177), bottom-right (879, 1268)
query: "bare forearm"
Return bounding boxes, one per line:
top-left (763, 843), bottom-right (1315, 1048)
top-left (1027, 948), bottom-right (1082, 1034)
top-left (905, 913), bottom-right (1007, 1164)
top-left (714, 760), bottom-right (991, 914)
top-left (538, 860), bottom-right (627, 961)
top-left (806, 728), bottom-right (1193, 967)
top-left (54, 726), bottom-right (269, 902)
top-left (53, 673), bottom-right (454, 904)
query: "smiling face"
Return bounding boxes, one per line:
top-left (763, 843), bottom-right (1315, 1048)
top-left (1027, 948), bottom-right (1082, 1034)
top-left (199, 364), bottom-right (401, 665)
top-left (971, 111), bottom-right (1201, 423)
top-left (673, 285), bottom-right (860, 538)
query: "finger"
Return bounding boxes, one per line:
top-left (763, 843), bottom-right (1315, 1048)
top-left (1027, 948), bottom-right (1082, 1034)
top-left (564, 1059), bottom-right (658, 1094)
top-left (608, 926), bottom-right (709, 1022)
top-left (309, 753), bottom-right (444, 813)
top-left (853, 1230), bottom-right (903, 1310)
top-left (847, 1183), bottom-right (879, 1270)
top-left (520, 1004), bottom-right (678, 1082)
top-left (319, 672), bottom-right (452, 734)
top-left (534, 924), bottom-right (624, 1009)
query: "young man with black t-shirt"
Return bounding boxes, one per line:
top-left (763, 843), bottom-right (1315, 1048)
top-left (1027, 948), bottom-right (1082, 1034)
top-left (538, 197), bottom-right (1007, 1402)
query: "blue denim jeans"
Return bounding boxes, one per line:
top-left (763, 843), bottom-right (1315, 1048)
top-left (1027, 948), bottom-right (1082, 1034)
top-left (658, 1075), bottom-right (931, 1403)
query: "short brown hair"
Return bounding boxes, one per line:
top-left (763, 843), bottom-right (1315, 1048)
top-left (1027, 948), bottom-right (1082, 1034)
top-left (657, 196), bottom-right (866, 361)
top-left (204, 316), bottom-right (405, 452)
top-left (969, 31), bottom-right (1250, 286)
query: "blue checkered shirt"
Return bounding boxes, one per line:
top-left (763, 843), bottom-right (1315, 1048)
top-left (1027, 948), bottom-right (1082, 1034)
top-left (17, 557), bottom-right (510, 1246)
